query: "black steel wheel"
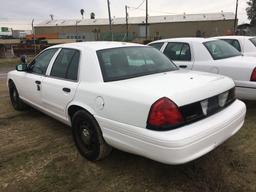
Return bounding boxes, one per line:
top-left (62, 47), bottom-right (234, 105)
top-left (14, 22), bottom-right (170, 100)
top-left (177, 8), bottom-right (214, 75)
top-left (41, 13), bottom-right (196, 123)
top-left (9, 81), bottom-right (27, 111)
top-left (72, 110), bottom-right (112, 161)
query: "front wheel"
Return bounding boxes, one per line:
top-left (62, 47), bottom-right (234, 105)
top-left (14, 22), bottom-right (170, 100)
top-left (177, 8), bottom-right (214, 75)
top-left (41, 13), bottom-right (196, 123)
top-left (72, 110), bottom-right (112, 161)
top-left (9, 82), bottom-right (27, 111)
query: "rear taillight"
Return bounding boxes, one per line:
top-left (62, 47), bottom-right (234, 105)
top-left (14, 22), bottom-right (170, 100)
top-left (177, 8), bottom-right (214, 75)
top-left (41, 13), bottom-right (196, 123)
top-left (147, 97), bottom-right (184, 130)
top-left (251, 68), bottom-right (256, 81)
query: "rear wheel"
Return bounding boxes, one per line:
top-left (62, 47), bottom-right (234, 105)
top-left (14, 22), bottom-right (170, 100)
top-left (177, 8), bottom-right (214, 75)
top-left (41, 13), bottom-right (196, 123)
top-left (9, 82), bottom-right (27, 111)
top-left (72, 110), bottom-right (112, 161)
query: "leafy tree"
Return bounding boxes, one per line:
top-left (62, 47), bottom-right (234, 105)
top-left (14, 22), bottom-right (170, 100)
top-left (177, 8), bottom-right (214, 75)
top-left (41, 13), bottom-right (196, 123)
top-left (80, 9), bottom-right (85, 19)
top-left (90, 12), bottom-right (95, 19)
top-left (246, 0), bottom-right (256, 25)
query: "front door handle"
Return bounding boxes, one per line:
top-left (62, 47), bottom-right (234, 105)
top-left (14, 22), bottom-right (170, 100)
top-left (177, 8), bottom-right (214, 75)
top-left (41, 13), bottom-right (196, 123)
top-left (179, 65), bottom-right (188, 69)
top-left (63, 88), bottom-right (71, 93)
top-left (35, 80), bottom-right (41, 91)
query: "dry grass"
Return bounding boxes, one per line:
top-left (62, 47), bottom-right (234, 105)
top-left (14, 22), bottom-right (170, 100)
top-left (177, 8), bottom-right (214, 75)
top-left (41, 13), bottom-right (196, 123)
top-left (0, 58), bottom-right (20, 69)
top-left (0, 60), bottom-right (255, 192)
top-left (0, 57), bottom-right (34, 70)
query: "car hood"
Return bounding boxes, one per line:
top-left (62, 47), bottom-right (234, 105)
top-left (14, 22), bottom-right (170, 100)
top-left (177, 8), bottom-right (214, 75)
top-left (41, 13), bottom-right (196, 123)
top-left (108, 70), bottom-right (235, 106)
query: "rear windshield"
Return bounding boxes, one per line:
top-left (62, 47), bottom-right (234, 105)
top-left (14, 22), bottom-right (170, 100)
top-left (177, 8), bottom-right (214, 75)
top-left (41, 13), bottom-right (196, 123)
top-left (250, 37), bottom-right (256, 47)
top-left (221, 39), bottom-right (241, 52)
top-left (97, 46), bottom-right (178, 82)
top-left (204, 40), bottom-right (241, 60)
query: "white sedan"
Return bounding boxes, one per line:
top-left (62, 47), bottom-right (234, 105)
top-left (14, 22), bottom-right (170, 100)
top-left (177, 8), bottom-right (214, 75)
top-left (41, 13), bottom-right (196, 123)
top-left (215, 36), bottom-right (256, 57)
top-left (149, 38), bottom-right (256, 100)
top-left (7, 42), bottom-right (246, 164)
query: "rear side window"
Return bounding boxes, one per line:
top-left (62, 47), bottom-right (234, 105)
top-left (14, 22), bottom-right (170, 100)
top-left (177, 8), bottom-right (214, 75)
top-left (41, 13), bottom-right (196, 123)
top-left (163, 42), bottom-right (191, 61)
top-left (149, 43), bottom-right (164, 50)
top-left (250, 38), bottom-right (256, 47)
top-left (50, 48), bottom-right (80, 81)
top-left (221, 39), bottom-right (241, 52)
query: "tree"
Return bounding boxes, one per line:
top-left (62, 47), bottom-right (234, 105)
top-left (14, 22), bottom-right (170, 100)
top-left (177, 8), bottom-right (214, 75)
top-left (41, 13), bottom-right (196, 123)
top-left (80, 9), bottom-right (85, 19)
top-left (90, 12), bottom-right (95, 19)
top-left (246, 0), bottom-right (256, 25)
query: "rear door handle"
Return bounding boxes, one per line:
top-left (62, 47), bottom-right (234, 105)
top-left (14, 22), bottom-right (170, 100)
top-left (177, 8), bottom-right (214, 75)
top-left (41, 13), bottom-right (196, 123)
top-left (35, 80), bottom-right (41, 85)
top-left (179, 65), bottom-right (188, 69)
top-left (63, 88), bottom-right (71, 93)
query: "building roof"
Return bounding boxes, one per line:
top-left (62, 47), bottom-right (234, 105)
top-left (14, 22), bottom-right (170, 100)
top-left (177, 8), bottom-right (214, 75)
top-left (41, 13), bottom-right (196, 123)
top-left (36, 12), bottom-right (235, 27)
top-left (0, 19), bottom-right (34, 30)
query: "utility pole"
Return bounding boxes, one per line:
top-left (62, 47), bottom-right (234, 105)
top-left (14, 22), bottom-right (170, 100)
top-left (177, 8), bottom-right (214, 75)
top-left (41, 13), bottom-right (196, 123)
top-left (31, 18), bottom-right (36, 55)
top-left (234, 0), bottom-right (239, 33)
top-left (107, 0), bottom-right (113, 40)
top-left (75, 20), bottom-right (78, 40)
top-left (145, 0), bottom-right (148, 40)
top-left (125, 5), bottom-right (129, 41)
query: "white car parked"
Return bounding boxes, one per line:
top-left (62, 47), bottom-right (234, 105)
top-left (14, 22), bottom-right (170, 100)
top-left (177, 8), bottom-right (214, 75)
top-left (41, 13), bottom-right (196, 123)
top-left (215, 36), bottom-right (256, 57)
top-left (7, 42), bottom-right (246, 164)
top-left (149, 38), bottom-right (256, 100)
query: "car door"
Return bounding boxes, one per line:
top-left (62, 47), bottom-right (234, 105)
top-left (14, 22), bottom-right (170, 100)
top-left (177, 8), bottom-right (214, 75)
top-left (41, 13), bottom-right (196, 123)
top-left (41, 48), bottom-right (80, 122)
top-left (19, 48), bottom-right (59, 107)
top-left (162, 42), bottom-right (194, 69)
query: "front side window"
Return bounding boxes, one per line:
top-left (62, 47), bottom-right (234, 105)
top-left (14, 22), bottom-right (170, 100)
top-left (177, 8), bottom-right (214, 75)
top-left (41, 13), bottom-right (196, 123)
top-left (204, 40), bottom-right (241, 60)
top-left (163, 42), bottom-right (191, 61)
top-left (149, 42), bottom-right (164, 50)
top-left (50, 48), bottom-right (80, 81)
top-left (30, 48), bottom-right (58, 75)
top-left (221, 39), bottom-right (241, 52)
top-left (250, 37), bottom-right (256, 47)
top-left (97, 46), bottom-right (178, 82)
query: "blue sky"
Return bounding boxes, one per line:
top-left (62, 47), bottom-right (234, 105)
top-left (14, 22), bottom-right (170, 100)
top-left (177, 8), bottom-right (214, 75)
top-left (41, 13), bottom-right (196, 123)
top-left (0, 0), bottom-right (249, 24)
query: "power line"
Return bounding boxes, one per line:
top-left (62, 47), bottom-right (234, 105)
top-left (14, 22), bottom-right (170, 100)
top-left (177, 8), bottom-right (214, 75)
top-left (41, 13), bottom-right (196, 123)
top-left (133, 0), bottom-right (146, 10)
top-left (128, 7), bottom-right (178, 15)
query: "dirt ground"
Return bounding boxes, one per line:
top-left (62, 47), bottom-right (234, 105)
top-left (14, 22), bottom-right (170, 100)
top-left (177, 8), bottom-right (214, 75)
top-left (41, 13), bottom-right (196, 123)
top-left (0, 59), bottom-right (256, 192)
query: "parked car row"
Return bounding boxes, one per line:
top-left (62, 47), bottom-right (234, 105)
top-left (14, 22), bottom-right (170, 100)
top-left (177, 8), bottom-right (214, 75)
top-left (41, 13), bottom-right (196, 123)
top-left (149, 37), bottom-right (256, 100)
top-left (215, 36), bottom-right (256, 57)
top-left (7, 36), bottom-right (254, 165)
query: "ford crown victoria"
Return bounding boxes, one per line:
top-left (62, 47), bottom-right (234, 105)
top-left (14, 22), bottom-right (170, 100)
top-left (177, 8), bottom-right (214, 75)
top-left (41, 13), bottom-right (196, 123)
top-left (7, 42), bottom-right (246, 164)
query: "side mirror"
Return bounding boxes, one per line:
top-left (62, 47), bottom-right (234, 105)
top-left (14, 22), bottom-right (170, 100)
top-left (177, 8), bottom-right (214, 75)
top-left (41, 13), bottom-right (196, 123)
top-left (16, 64), bottom-right (28, 72)
top-left (20, 55), bottom-right (28, 64)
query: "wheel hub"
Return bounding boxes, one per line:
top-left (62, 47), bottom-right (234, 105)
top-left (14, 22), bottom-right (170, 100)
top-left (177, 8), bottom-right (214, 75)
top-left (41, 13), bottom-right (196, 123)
top-left (81, 126), bottom-right (91, 145)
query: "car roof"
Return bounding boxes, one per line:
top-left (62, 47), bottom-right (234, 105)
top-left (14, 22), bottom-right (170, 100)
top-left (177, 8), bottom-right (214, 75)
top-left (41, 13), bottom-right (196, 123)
top-left (49, 41), bottom-right (145, 51)
top-left (150, 37), bottom-right (218, 44)
top-left (215, 36), bottom-right (255, 40)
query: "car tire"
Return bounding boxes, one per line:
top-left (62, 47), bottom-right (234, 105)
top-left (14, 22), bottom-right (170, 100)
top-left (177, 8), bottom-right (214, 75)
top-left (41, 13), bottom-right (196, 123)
top-left (72, 110), bottom-right (112, 161)
top-left (9, 81), bottom-right (27, 111)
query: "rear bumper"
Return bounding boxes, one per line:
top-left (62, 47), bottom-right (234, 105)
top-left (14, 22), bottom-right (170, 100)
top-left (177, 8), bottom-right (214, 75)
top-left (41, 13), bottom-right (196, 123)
top-left (97, 100), bottom-right (246, 164)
